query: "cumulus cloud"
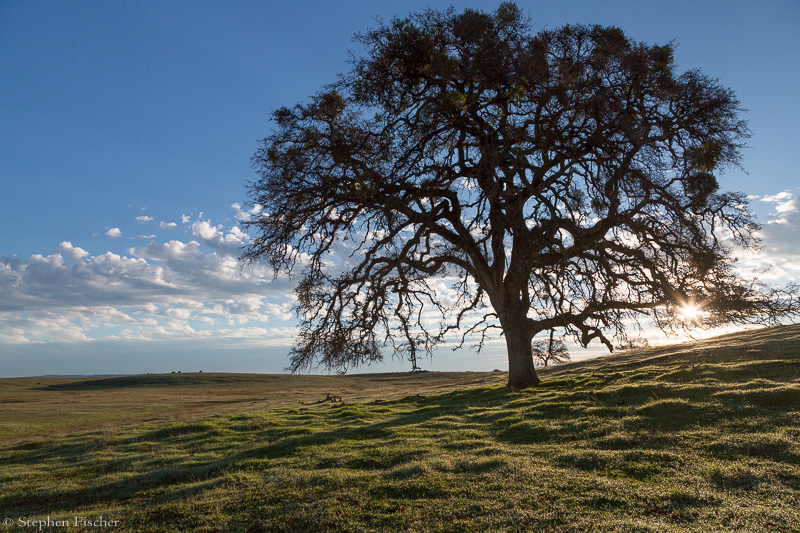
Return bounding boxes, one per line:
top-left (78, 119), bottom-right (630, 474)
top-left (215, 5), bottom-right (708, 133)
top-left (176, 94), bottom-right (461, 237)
top-left (0, 214), bottom-right (295, 346)
top-left (0, 249), bottom-right (171, 313)
top-left (0, 312), bottom-right (93, 344)
top-left (231, 202), bottom-right (262, 221)
top-left (59, 241), bottom-right (89, 262)
top-left (760, 191), bottom-right (793, 206)
top-left (756, 191), bottom-right (800, 259)
top-left (6, 190), bottom-right (798, 377)
top-left (730, 190), bottom-right (800, 284)
top-left (190, 219), bottom-right (247, 255)
top-left (8, 191), bottom-right (793, 352)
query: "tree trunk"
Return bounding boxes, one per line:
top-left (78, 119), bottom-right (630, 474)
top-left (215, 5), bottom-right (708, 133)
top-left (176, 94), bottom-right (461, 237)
top-left (545, 329), bottom-right (555, 368)
top-left (504, 322), bottom-right (540, 387)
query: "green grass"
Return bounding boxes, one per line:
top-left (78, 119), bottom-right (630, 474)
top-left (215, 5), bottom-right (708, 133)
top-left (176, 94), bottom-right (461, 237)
top-left (2, 325), bottom-right (800, 532)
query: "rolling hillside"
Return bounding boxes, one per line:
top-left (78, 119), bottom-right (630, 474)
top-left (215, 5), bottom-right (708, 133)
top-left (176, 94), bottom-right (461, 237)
top-left (1, 324), bottom-right (799, 532)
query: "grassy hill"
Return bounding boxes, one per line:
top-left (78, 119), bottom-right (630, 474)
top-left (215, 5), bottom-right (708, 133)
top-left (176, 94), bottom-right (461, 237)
top-left (1, 325), bottom-right (799, 532)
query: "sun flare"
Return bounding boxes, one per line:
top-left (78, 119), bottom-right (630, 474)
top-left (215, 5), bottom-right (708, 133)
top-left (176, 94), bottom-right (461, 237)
top-left (681, 304), bottom-right (699, 318)
top-left (678, 303), bottom-right (704, 323)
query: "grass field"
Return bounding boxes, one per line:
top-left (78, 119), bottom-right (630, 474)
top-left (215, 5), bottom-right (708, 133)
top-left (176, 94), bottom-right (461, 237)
top-left (2, 325), bottom-right (799, 532)
top-left (0, 371), bottom-right (506, 442)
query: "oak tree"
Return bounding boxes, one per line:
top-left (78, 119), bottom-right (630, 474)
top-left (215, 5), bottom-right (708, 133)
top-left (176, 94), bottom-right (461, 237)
top-left (532, 330), bottom-right (571, 368)
top-left (242, 4), bottom-right (797, 387)
top-left (614, 336), bottom-right (651, 351)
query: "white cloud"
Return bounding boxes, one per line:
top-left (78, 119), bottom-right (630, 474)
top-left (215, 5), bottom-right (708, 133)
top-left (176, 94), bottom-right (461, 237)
top-left (167, 320), bottom-right (196, 335)
top-left (760, 191), bottom-right (793, 204)
top-left (0, 249), bottom-right (171, 313)
top-left (231, 202), bottom-right (262, 221)
top-left (0, 213), bottom-right (295, 346)
top-left (165, 307), bottom-right (193, 320)
top-left (190, 219), bottom-right (247, 255)
top-left (5, 193), bottom-right (797, 376)
top-left (0, 312), bottom-right (93, 344)
top-left (135, 239), bottom-right (203, 262)
top-left (59, 242), bottom-right (89, 262)
top-left (192, 220), bottom-right (222, 241)
top-left (776, 201), bottom-right (798, 214)
top-left (756, 192), bottom-right (800, 258)
top-left (231, 203), bottom-right (249, 220)
top-left (12, 193), bottom-right (794, 355)
top-left (263, 301), bottom-right (293, 321)
top-left (733, 190), bottom-right (800, 284)
top-left (760, 190), bottom-right (799, 215)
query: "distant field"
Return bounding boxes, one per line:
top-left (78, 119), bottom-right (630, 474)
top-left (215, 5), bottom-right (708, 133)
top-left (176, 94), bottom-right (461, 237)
top-left (1, 324), bottom-right (799, 532)
top-left (0, 371), bottom-right (506, 441)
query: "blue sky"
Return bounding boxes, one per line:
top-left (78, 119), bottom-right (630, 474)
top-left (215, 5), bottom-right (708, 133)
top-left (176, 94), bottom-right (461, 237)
top-left (1, 1), bottom-right (799, 377)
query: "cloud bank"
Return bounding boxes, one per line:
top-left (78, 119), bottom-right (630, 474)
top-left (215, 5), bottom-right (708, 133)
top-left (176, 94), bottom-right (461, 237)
top-left (0, 208), bottom-right (295, 348)
top-left (1, 193), bottom-right (798, 375)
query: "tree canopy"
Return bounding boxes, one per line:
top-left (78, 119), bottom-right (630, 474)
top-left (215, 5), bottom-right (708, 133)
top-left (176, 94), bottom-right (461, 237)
top-left (242, 3), bottom-right (798, 387)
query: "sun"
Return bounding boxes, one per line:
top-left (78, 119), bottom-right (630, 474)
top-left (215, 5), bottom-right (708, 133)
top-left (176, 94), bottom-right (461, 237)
top-left (680, 304), bottom-right (700, 320)
top-left (678, 300), bottom-right (705, 324)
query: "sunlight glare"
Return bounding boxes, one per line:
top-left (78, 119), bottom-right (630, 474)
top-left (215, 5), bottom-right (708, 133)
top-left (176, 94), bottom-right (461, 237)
top-left (678, 303), bottom-right (703, 323)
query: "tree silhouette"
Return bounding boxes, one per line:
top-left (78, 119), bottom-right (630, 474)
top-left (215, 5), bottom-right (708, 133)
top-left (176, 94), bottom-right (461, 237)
top-left (242, 4), bottom-right (798, 387)
top-left (533, 330), bottom-right (571, 368)
top-left (614, 336), bottom-right (651, 351)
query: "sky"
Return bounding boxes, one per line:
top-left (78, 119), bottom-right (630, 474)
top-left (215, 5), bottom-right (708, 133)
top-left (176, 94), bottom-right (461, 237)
top-left (1, 0), bottom-right (799, 377)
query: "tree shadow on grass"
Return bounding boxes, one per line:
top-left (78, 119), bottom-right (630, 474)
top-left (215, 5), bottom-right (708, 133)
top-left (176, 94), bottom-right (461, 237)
top-left (1, 389), bottom-right (509, 515)
top-left (2, 467), bottom-right (227, 516)
top-left (0, 421), bottom-right (226, 468)
top-left (5, 364), bottom-right (799, 518)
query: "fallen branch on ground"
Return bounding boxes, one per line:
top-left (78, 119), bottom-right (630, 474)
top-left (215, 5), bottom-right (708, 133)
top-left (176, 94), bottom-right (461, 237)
top-left (301, 393), bottom-right (343, 405)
